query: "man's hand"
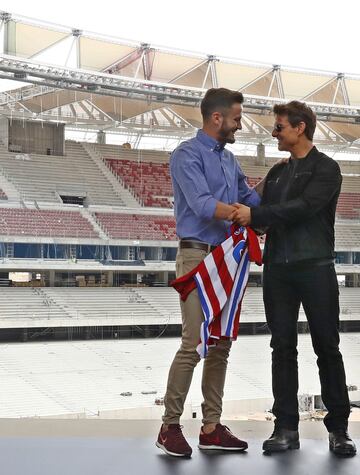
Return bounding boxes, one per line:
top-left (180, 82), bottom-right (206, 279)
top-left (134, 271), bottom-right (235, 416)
top-left (214, 202), bottom-right (241, 220)
top-left (228, 203), bottom-right (252, 226)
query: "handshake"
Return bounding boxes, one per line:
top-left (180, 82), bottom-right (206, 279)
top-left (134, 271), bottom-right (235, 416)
top-left (227, 203), bottom-right (251, 226)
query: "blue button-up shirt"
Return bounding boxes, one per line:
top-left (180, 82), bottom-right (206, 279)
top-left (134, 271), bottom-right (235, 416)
top-left (170, 129), bottom-right (261, 246)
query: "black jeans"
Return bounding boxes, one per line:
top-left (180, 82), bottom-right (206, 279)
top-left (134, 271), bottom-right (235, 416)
top-left (263, 263), bottom-right (350, 432)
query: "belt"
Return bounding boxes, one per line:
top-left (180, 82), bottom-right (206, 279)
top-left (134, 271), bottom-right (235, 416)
top-left (179, 240), bottom-right (216, 253)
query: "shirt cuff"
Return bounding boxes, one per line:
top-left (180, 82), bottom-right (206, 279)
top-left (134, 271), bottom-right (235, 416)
top-left (201, 197), bottom-right (218, 220)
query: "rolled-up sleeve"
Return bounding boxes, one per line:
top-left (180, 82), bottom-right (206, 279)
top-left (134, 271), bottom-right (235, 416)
top-left (171, 147), bottom-right (217, 220)
top-left (237, 167), bottom-right (261, 207)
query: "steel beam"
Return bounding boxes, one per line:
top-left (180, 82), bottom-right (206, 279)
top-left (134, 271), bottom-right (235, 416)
top-left (1, 55), bottom-right (359, 124)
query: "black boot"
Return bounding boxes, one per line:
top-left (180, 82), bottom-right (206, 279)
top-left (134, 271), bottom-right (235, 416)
top-left (329, 429), bottom-right (357, 456)
top-left (263, 428), bottom-right (300, 453)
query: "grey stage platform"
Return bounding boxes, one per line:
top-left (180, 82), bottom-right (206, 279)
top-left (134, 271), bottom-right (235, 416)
top-left (0, 420), bottom-right (359, 475)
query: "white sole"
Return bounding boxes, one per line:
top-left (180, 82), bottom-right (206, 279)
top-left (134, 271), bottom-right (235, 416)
top-left (156, 441), bottom-right (191, 457)
top-left (198, 444), bottom-right (247, 451)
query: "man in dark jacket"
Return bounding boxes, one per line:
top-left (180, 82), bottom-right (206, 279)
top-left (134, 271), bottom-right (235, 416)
top-left (230, 101), bottom-right (356, 456)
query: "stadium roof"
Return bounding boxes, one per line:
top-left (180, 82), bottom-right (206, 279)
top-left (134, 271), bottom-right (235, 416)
top-left (0, 11), bottom-right (360, 154)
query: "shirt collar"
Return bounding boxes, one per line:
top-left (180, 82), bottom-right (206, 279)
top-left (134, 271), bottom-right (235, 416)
top-left (196, 129), bottom-right (225, 153)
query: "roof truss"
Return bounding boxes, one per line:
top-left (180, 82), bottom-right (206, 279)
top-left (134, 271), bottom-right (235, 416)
top-left (0, 11), bottom-right (360, 153)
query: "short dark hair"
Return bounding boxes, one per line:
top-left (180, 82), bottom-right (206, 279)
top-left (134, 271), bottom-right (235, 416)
top-left (201, 88), bottom-right (244, 120)
top-left (273, 101), bottom-right (316, 140)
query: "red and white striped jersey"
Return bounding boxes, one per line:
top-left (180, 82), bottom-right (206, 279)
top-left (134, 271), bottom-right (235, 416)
top-left (172, 226), bottom-right (262, 358)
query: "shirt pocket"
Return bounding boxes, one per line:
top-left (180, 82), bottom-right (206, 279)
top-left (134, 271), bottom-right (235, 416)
top-left (264, 177), bottom-right (281, 203)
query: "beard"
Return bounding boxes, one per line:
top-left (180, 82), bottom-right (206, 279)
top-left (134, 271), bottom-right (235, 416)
top-left (218, 127), bottom-right (236, 144)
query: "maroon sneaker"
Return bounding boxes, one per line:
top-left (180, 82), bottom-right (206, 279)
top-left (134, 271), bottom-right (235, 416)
top-left (156, 424), bottom-right (192, 457)
top-left (198, 424), bottom-right (248, 451)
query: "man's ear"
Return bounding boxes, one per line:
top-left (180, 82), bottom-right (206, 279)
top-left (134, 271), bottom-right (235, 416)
top-left (211, 111), bottom-right (223, 127)
top-left (297, 121), bottom-right (306, 136)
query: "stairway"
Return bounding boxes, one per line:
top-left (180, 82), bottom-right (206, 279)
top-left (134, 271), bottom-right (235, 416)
top-left (82, 142), bottom-right (140, 208)
top-left (79, 207), bottom-right (108, 240)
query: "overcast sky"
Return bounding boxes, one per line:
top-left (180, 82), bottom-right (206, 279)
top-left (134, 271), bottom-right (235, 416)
top-left (2, 0), bottom-right (360, 75)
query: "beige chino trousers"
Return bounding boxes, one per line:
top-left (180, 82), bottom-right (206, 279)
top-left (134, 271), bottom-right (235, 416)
top-left (162, 246), bottom-right (232, 425)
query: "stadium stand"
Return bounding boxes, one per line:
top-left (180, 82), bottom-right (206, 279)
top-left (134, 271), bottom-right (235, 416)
top-left (92, 144), bottom-right (360, 219)
top-left (341, 175), bottom-right (360, 193)
top-left (94, 145), bottom-right (171, 207)
top-left (0, 142), bottom-right (358, 249)
top-left (43, 287), bottom-right (175, 324)
top-left (1, 138), bottom-right (358, 220)
top-left (0, 142), bottom-right (127, 206)
top-left (0, 287), bottom-right (176, 327)
top-left (0, 205), bottom-right (357, 246)
top-left (136, 287), bottom-right (183, 318)
top-left (0, 287), bottom-right (71, 323)
top-left (0, 287), bottom-right (358, 328)
top-left (0, 208), bottom-right (98, 238)
top-left (335, 223), bottom-right (360, 249)
top-left (336, 192), bottom-right (360, 219)
top-left (106, 158), bottom-right (173, 208)
top-left (95, 212), bottom-right (176, 240)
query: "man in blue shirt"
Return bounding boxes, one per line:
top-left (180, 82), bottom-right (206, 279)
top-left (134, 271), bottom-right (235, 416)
top-left (156, 88), bottom-right (263, 457)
